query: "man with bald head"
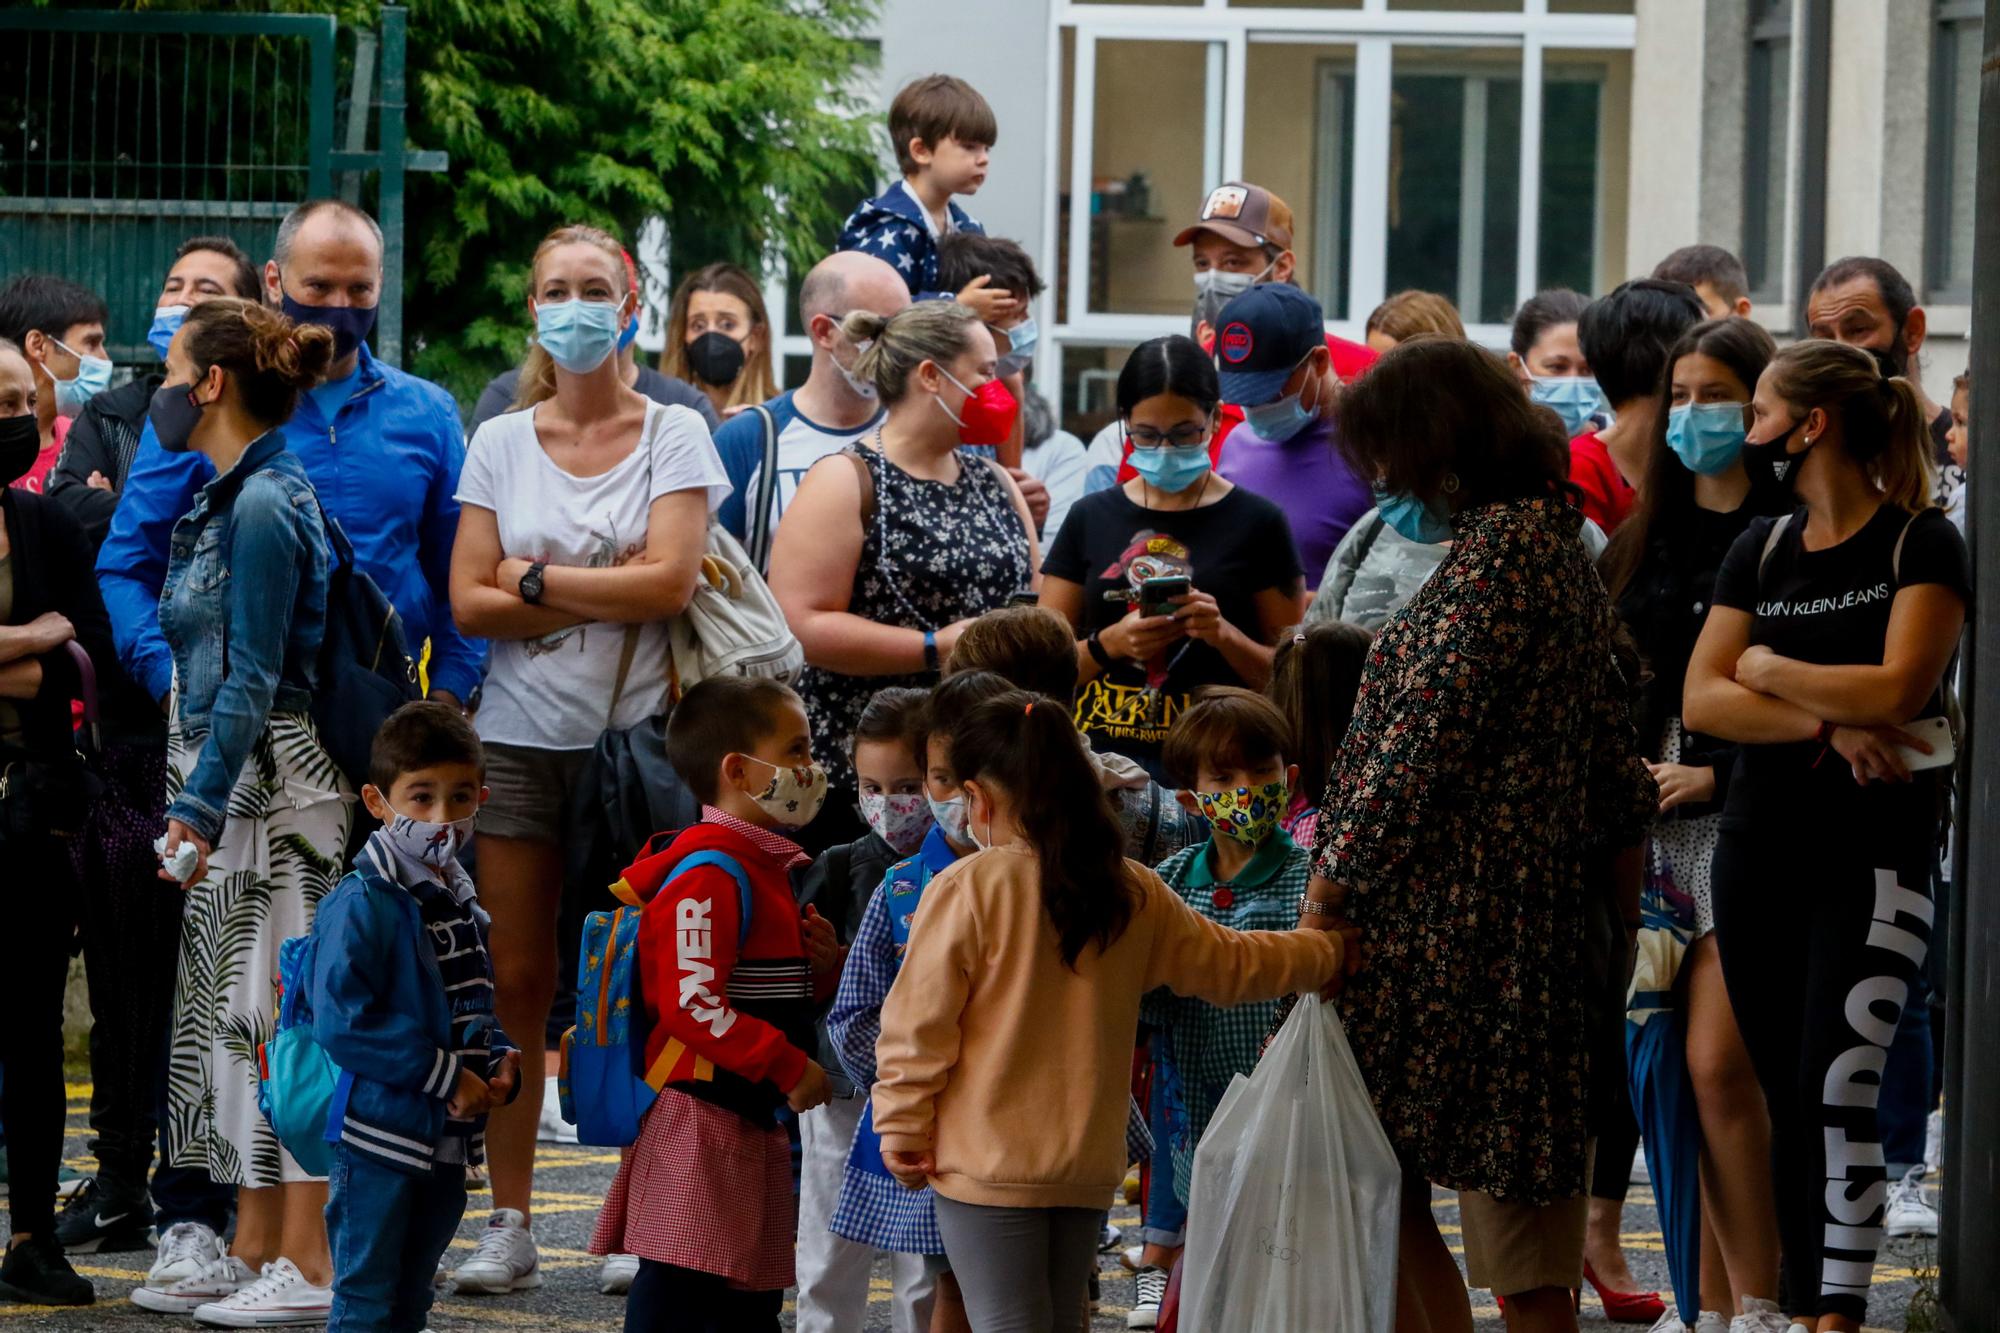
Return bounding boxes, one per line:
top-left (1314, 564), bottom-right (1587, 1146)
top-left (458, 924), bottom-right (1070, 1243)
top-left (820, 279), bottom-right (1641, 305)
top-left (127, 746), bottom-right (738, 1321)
top-left (713, 249), bottom-right (909, 566)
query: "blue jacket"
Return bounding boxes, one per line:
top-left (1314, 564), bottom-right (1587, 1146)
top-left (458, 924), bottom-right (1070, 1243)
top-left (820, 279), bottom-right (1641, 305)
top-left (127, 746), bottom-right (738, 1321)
top-left (309, 858), bottom-right (515, 1178)
top-left (835, 183), bottom-right (984, 300)
top-left (98, 344), bottom-right (485, 706)
top-left (159, 432), bottom-right (328, 844)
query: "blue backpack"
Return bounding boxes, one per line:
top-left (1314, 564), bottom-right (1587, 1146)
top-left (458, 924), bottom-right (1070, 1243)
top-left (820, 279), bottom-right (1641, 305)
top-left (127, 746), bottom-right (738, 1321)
top-left (257, 934), bottom-right (340, 1177)
top-left (558, 850), bottom-right (753, 1147)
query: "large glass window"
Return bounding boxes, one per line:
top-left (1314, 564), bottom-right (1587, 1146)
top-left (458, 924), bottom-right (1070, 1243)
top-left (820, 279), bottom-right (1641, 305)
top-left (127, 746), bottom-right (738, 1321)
top-left (1540, 49), bottom-right (1630, 300)
top-left (1246, 40), bottom-right (1357, 320)
top-left (1927, 0), bottom-right (1982, 301)
top-left (1743, 0), bottom-right (1792, 303)
top-left (1386, 47), bottom-right (1522, 327)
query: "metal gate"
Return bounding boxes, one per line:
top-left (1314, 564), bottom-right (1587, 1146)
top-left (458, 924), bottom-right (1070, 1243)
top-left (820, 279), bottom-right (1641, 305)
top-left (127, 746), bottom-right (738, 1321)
top-left (0, 7), bottom-right (439, 368)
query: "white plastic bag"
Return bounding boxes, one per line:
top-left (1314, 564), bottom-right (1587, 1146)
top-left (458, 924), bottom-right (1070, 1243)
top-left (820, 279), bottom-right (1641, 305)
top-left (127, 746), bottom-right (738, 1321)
top-left (1178, 995), bottom-right (1401, 1333)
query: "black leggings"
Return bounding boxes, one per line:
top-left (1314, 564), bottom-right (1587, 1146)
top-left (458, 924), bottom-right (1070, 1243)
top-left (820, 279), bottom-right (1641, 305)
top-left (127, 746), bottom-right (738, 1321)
top-left (622, 1260), bottom-right (781, 1333)
top-left (0, 831), bottom-right (81, 1240)
top-left (1713, 828), bottom-right (1933, 1323)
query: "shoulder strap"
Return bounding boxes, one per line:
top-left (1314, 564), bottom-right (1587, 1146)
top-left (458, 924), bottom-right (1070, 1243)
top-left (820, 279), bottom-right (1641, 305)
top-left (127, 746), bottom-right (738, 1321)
top-left (605, 627), bottom-right (641, 727)
top-left (748, 405), bottom-right (781, 570)
top-left (843, 446), bottom-right (878, 530)
top-left (1357, 510), bottom-right (1388, 564)
top-left (665, 850), bottom-right (754, 938)
top-left (1891, 509), bottom-right (1922, 583)
top-left (1756, 512), bottom-right (1795, 584)
top-left (883, 857), bottom-right (935, 962)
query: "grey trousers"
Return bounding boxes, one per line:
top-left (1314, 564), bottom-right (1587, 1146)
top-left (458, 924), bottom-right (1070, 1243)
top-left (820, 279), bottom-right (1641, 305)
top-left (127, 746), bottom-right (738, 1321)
top-left (933, 1196), bottom-right (1101, 1333)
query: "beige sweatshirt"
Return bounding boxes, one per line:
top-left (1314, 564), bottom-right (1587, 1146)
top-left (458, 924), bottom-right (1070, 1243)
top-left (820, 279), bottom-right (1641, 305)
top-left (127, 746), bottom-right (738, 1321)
top-left (872, 843), bottom-right (1340, 1210)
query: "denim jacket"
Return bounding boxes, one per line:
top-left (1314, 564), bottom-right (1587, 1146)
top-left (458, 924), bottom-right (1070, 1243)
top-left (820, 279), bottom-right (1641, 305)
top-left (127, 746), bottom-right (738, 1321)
top-left (159, 431), bottom-right (329, 843)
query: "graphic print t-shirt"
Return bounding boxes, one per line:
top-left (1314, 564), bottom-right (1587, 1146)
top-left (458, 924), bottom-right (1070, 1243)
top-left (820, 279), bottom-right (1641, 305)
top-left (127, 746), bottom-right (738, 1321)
top-left (1712, 503), bottom-right (1969, 832)
top-left (1042, 485), bottom-right (1301, 778)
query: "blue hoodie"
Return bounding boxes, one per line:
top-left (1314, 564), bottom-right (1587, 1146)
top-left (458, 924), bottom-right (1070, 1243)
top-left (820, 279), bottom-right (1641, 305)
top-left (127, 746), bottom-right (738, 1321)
top-left (835, 181), bottom-right (984, 300)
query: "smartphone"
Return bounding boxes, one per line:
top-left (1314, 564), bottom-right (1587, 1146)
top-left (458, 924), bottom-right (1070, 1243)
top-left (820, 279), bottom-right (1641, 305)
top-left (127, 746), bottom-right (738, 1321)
top-left (1895, 716), bottom-right (1956, 772)
top-left (1138, 575), bottom-right (1191, 619)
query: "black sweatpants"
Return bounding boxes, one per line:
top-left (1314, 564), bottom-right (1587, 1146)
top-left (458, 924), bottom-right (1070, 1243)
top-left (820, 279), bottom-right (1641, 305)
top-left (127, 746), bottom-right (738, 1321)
top-left (622, 1260), bottom-right (781, 1333)
top-left (1713, 827), bottom-right (1933, 1323)
top-left (0, 830), bottom-right (82, 1240)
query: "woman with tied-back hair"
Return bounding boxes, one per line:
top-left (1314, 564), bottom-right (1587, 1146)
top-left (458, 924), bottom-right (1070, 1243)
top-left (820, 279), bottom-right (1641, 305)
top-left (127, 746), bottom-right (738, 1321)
top-left (767, 298), bottom-right (1037, 852)
top-left (1684, 339), bottom-right (1968, 1333)
top-left (449, 223), bottom-right (729, 1297)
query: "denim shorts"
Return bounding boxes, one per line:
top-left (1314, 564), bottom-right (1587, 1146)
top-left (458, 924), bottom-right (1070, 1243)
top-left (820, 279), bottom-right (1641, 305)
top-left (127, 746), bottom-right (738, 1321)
top-left (478, 742), bottom-right (593, 843)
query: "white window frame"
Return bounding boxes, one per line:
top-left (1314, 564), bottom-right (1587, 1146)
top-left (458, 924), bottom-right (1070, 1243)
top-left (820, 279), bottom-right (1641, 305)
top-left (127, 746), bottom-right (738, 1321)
top-left (1040, 0), bottom-right (1636, 402)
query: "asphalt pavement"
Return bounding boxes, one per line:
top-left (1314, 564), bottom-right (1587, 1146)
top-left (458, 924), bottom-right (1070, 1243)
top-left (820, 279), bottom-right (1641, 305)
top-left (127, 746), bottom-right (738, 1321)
top-left (26, 1081), bottom-right (1934, 1330)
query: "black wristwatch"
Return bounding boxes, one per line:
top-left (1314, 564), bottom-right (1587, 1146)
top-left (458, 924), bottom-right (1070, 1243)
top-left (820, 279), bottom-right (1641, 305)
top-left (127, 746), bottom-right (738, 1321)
top-left (519, 561), bottom-right (548, 605)
top-left (1086, 630), bottom-right (1114, 669)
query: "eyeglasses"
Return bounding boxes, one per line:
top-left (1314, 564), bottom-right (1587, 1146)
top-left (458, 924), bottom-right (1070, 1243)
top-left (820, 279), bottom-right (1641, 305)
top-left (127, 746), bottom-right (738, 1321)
top-left (1126, 424), bottom-right (1209, 449)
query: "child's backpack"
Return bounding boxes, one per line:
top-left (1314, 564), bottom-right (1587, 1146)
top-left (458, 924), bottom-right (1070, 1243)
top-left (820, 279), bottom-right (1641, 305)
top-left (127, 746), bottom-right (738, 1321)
top-left (257, 934), bottom-right (341, 1177)
top-left (558, 848), bottom-right (753, 1147)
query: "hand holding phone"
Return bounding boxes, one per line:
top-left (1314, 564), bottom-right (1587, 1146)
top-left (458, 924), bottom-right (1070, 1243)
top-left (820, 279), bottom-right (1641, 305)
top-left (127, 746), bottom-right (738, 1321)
top-left (1138, 574), bottom-right (1191, 620)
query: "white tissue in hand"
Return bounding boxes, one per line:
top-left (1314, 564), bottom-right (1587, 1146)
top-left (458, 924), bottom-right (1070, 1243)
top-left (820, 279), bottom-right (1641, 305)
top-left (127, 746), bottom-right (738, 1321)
top-left (154, 835), bottom-right (200, 882)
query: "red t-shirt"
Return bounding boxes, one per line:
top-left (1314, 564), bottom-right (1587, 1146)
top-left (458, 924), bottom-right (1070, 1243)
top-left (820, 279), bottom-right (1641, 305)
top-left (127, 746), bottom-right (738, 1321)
top-left (1568, 430), bottom-right (1634, 532)
top-left (1116, 333), bottom-right (1377, 483)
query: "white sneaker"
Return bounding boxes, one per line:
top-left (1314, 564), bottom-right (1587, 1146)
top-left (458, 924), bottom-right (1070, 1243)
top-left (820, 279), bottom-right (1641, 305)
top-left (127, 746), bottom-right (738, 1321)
top-left (129, 1254), bottom-right (256, 1314)
top-left (1100, 1221), bottom-right (1123, 1252)
top-left (148, 1222), bottom-right (225, 1288)
top-left (598, 1253), bottom-right (639, 1295)
top-left (451, 1208), bottom-right (543, 1293)
top-left (1885, 1166), bottom-right (1940, 1238)
top-left (537, 1074), bottom-right (578, 1144)
top-left (191, 1258), bottom-right (332, 1327)
top-left (1695, 1311), bottom-right (1731, 1333)
top-left (1119, 1244), bottom-right (1144, 1273)
top-left (1728, 1296), bottom-right (1793, 1333)
top-left (1127, 1267), bottom-right (1167, 1329)
top-left (1925, 1107), bottom-right (1944, 1175)
top-left (1645, 1310), bottom-right (1686, 1333)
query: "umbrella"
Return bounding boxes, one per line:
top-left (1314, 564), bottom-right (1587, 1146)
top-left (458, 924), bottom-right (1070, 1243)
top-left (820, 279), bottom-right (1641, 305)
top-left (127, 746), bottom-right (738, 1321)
top-left (1627, 875), bottom-right (1702, 1325)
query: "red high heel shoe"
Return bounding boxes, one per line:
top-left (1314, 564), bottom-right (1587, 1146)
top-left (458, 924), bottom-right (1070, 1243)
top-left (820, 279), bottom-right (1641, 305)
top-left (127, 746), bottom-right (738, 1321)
top-left (1583, 1261), bottom-right (1667, 1323)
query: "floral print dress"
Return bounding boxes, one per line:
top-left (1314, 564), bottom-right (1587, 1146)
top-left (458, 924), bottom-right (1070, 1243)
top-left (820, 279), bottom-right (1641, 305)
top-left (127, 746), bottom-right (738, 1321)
top-left (797, 443), bottom-right (1032, 791)
top-left (1312, 497), bottom-right (1656, 1204)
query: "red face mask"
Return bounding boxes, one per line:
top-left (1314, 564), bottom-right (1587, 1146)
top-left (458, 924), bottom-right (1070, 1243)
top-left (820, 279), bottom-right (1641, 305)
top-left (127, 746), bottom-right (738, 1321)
top-left (936, 367), bottom-right (1020, 446)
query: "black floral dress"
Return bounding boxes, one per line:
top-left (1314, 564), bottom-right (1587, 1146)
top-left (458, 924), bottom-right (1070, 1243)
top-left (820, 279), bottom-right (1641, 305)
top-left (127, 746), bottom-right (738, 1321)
top-left (798, 444), bottom-right (1032, 792)
top-left (1311, 497), bottom-right (1656, 1204)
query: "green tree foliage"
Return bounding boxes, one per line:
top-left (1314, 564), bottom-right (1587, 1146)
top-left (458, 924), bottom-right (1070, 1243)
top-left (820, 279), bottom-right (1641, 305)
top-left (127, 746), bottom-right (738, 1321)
top-left (45, 0), bottom-right (883, 405)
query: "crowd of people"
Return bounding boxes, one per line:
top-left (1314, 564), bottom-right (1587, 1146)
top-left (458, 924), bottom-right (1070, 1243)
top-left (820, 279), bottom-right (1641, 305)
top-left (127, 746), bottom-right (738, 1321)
top-left (0, 66), bottom-right (1969, 1333)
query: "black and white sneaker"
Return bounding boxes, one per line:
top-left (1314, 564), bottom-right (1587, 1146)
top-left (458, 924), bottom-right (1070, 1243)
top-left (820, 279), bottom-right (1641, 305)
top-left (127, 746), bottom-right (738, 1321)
top-left (1127, 1266), bottom-right (1168, 1329)
top-left (53, 1177), bottom-right (153, 1254)
top-left (0, 1236), bottom-right (94, 1306)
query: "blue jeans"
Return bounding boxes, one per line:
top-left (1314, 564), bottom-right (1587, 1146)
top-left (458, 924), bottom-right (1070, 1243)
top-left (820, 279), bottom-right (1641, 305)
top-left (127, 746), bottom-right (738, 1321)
top-left (1140, 1055), bottom-right (1187, 1247)
top-left (325, 1145), bottom-right (467, 1332)
top-left (1878, 961), bottom-right (1934, 1175)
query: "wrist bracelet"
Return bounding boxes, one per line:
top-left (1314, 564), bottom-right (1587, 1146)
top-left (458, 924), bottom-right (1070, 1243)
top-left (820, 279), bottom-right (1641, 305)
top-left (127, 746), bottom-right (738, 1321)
top-left (1298, 895), bottom-right (1338, 918)
top-left (923, 629), bottom-right (940, 673)
top-left (1085, 630), bottom-right (1114, 669)
top-left (1815, 720), bottom-right (1837, 744)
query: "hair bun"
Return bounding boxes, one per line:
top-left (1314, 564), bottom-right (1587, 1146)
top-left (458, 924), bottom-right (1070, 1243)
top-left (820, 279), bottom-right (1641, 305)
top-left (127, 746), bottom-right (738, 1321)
top-left (253, 312), bottom-right (336, 389)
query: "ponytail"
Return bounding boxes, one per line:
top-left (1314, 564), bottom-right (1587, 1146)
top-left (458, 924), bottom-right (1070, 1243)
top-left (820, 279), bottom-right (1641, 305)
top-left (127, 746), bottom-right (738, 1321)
top-left (1875, 377), bottom-right (1935, 514)
top-left (1767, 339), bottom-right (1935, 515)
top-left (946, 691), bottom-right (1136, 968)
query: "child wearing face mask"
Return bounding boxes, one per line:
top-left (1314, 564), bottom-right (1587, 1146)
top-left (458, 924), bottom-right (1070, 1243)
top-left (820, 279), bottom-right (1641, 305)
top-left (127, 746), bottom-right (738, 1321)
top-left (792, 686), bottom-right (940, 1333)
top-left (586, 677), bottom-right (841, 1333)
top-left (823, 672), bottom-right (1016, 1333)
top-left (1123, 688), bottom-right (1313, 1327)
top-left (307, 702), bottom-right (521, 1332)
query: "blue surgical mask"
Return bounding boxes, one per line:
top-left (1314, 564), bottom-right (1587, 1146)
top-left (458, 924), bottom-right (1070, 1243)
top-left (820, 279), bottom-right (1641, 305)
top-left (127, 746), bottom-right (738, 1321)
top-left (928, 794), bottom-right (972, 845)
top-left (1665, 401), bottom-right (1748, 476)
top-left (1373, 486), bottom-right (1455, 545)
top-left (1128, 440), bottom-right (1212, 493)
top-left (50, 339), bottom-right (114, 418)
top-left (535, 298), bottom-right (625, 374)
top-left (617, 309), bottom-right (639, 353)
top-left (997, 316), bottom-right (1038, 376)
top-left (147, 305), bottom-right (190, 361)
top-left (1243, 390), bottom-right (1314, 444)
top-left (1529, 375), bottom-right (1606, 437)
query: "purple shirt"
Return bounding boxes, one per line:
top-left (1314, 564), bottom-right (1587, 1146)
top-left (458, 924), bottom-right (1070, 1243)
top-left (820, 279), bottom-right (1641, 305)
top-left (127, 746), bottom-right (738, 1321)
top-left (1215, 413), bottom-right (1371, 590)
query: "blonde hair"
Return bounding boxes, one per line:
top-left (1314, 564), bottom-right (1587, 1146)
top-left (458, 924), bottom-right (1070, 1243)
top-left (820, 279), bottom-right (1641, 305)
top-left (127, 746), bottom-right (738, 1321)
top-left (1767, 339), bottom-right (1935, 514)
top-left (1365, 289), bottom-right (1466, 343)
top-left (840, 301), bottom-right (981, 404)
top-left (511, 224), bottom-right (629, 411)
top-left (659, 262), bottom-right (777, 412)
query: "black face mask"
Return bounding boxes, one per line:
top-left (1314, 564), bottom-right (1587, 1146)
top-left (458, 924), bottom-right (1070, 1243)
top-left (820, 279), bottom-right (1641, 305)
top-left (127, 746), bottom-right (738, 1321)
top-left (685, 330), bottom-right (746, 387)
top-left (1741, 416), bottom-right (1814, 495)
top-left (0, 414), bottom-right (38, 487)
top-left (1866, 339), bottom-right (1908, 380)
top-left (148, 381), bottom-right (210, 454)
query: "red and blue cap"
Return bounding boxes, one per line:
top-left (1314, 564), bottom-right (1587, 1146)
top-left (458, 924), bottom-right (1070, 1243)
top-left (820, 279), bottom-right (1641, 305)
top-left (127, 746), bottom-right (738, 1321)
top-left (1212, 283), bottom-right (1326, 407)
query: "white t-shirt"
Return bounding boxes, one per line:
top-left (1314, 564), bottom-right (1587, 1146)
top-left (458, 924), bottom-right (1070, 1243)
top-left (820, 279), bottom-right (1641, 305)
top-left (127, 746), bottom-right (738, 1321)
top-left (1022, 428), bottom-right (1089, 544)
top-left (456, 401), bottom-right (730, 750)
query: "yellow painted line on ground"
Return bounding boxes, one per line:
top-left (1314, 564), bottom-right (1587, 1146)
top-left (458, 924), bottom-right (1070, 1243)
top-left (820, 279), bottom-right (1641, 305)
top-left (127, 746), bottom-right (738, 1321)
top-left (430, 1300), bottom-right (606, 1330)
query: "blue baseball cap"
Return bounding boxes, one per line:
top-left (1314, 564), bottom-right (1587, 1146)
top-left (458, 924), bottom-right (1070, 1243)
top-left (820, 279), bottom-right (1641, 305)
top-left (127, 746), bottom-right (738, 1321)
top-left (1213, 283), bottom-right (1325, 406)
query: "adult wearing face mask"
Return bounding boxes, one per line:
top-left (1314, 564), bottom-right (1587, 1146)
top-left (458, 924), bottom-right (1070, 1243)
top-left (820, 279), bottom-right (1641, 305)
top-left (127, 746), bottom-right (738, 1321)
top-left (713, 251), bottom-right (908, 569)
top-left (449, 224), bottom-right (729, 1298)
top-left (0, 336), bottom-right (116, 1308)
top-left (467, 249), bottom-right (719, 438)
top-left (97, 199), bottom-right (483, 723)
top-left (1040, 336), bottom-right (1301, 781)
top-left (1210, 284), bottom-right (1372, 589)
top-left (1507, 289), bottom-right (1602, 433)
top-left (1572, 279), bottom-right (1707, 533)
top-left (47, 238), bottom-right (263, 546)
top-left (769, 300), bottom-right (1038, 852)
top-left (0, 276), bottom-right (111, 495)
top-left (660, 262), bottom-right (780, 422)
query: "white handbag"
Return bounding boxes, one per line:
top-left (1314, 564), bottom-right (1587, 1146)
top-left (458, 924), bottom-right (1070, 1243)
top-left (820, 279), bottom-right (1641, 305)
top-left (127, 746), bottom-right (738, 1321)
top-left (666, 522), bottom-right (805, 701)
